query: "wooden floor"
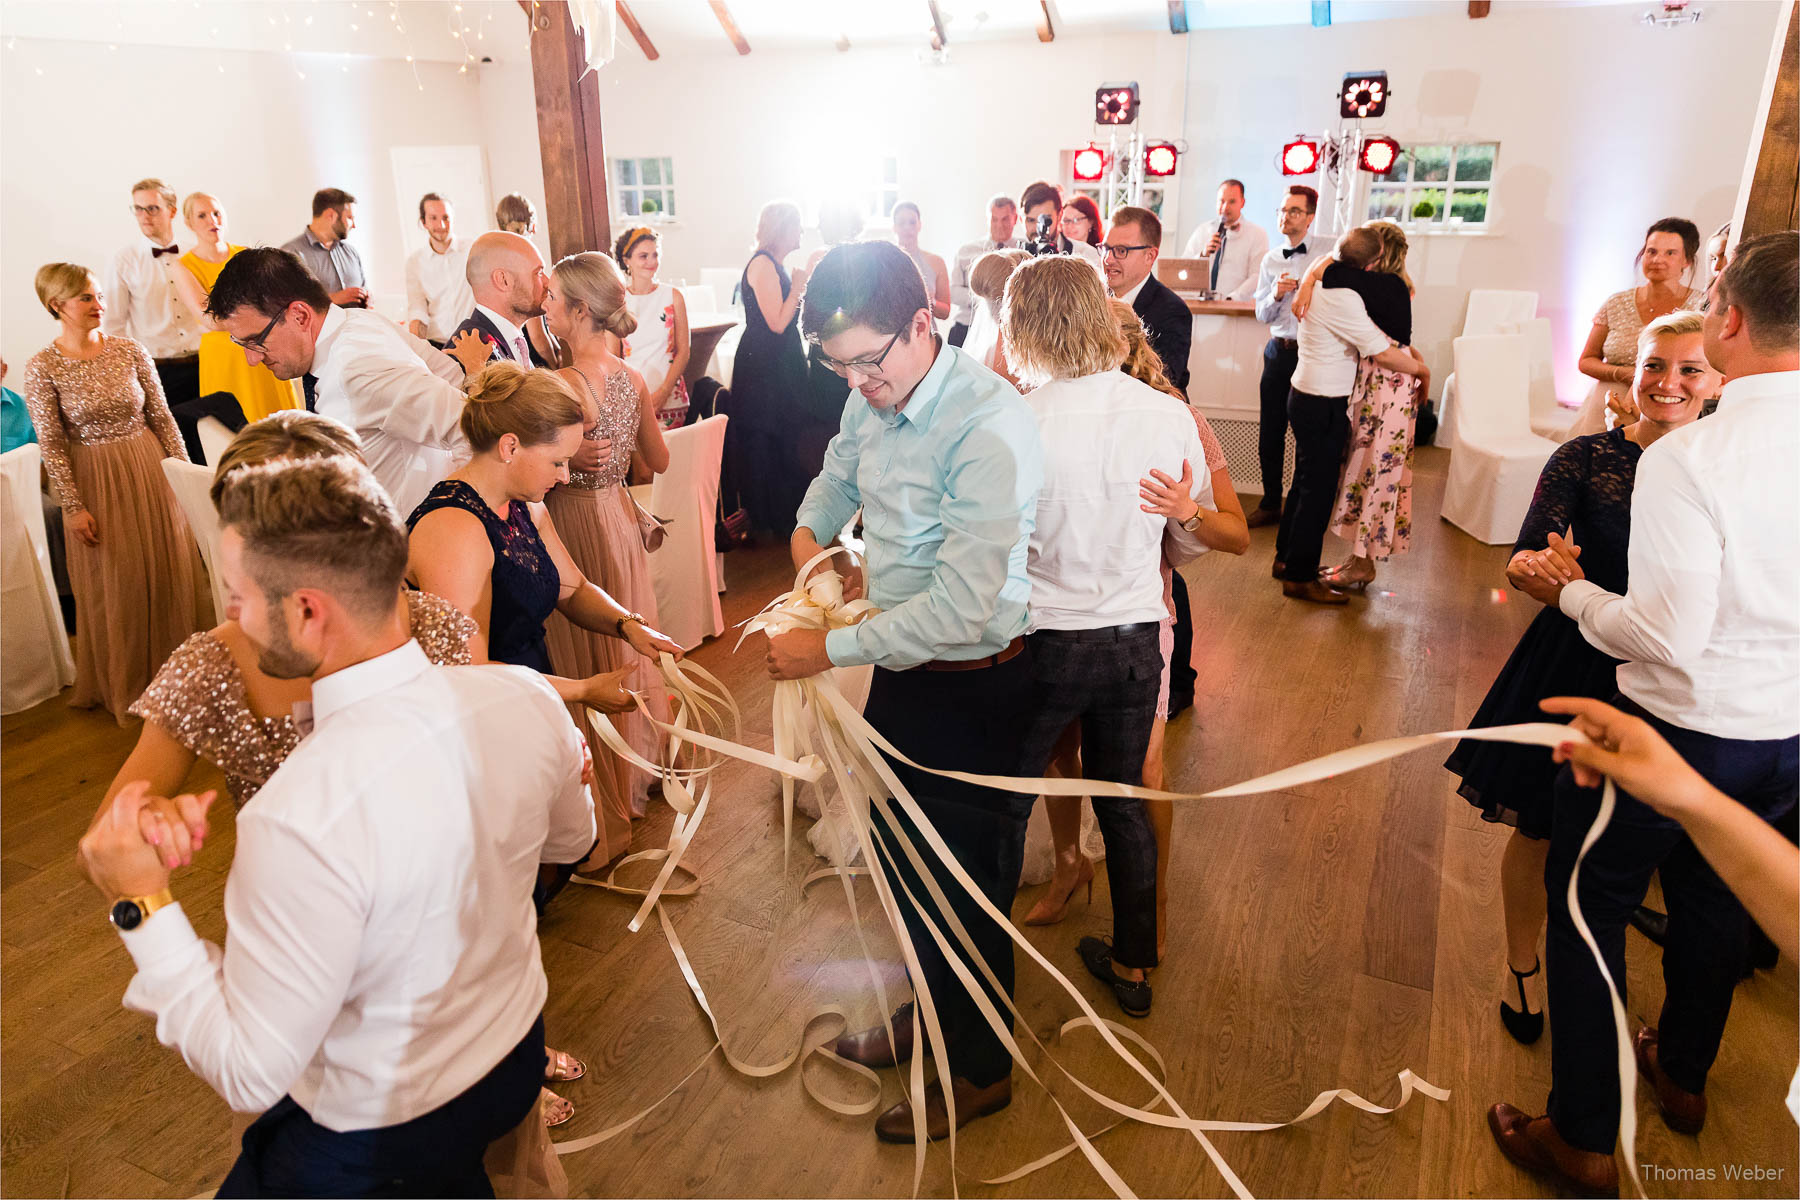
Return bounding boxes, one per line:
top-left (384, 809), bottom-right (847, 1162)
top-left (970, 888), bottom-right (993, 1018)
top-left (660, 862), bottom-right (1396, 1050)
top-left (4, 446), bottom-right (1796, 1199)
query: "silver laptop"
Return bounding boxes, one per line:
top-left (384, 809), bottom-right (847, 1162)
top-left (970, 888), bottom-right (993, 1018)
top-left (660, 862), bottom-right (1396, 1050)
top-left (1157, 257), bottom-right (1212, 296)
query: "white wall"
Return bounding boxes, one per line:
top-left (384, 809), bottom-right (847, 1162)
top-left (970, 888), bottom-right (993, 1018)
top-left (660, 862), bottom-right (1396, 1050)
top-left (0, 36), bottom-right (487, 372)
top-left (486, 31), bottom-right (1191, 286)
top-left (1173, 1), bottom-right (1782, 400)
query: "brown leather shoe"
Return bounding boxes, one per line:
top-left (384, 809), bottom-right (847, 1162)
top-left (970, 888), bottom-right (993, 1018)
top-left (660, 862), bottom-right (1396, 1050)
top-left (1487, 1103), bottom-right (1619, 1198)
top-left (834, 1004), bottom-right (914, 1069)
top-left (1247, 506), bottom-right (1281, 529)
top-left (1282, 580), bottom-right (1349, 605)
top-left (1271, 559), bottom-right (1286, 579)
top-left (874, 1075), bottom-right (1012, 1143)
top-left (1635, 1027), bottom-right (1706, 1134)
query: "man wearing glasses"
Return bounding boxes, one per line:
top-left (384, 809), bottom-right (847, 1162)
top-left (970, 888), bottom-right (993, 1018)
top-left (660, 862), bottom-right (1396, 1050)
top-left (103, 178), bottom-right (202, 413)
top-left (206, 247), bottom-right (469, 519)
top-left (765, 240), bottom-right (1043, 1145)
top-left (1102, 205), bottom-right (1190, 394)
top-left (1247, 185), bottom-right (1322, 528)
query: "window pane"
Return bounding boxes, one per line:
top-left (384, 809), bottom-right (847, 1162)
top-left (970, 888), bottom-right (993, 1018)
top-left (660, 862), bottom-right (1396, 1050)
top-left (1367, 188), bottom-right (1406, 221)
top-left (1410, 187), bottom-right (1448, 222)
top-left (883, 155), bottom-right (898, 184)
top-left (1371, 151), bottom-right (1407, 184)
top-left (617, 159), bottom-right (637, 186)
top-left (1449, 187), bottom-right (1489, 224)
top-left (620, 188), bottom-right (639, 214)
top-left (642, 158), bottom-right (662, 186)
top-left (1411, 144), bottom-right (1450, 183)
top-left (662, 157), bottom-right (674, 184)
top-left (640, 193), bottom-right (662, 215)
top-left (1454, 142), bottom-right (1496, 182)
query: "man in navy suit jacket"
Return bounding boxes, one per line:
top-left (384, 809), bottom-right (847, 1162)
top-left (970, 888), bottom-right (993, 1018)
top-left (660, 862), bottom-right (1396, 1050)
top-left (1103, 206), bottom-right (1190, 395)
top-left (451, 231), bottom-right (559, 369)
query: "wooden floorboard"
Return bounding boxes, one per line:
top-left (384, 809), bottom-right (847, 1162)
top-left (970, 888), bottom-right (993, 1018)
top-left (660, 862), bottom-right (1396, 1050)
top-left (3, 445), bottom-right (1795, 1198)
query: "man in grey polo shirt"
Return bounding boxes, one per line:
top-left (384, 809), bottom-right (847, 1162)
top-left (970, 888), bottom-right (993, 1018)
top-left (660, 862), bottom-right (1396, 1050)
top-left (282, 188), bottom-right (369, 308)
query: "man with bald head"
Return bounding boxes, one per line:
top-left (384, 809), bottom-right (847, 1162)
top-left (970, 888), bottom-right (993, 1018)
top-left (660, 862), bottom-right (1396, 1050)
top-left (449, 231), bottom-right (558, 368)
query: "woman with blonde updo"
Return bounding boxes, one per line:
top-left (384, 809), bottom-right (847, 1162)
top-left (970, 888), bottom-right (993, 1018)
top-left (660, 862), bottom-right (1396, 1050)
top-left (542, 256), bottom-right (674, 841)
top-left (22, 261), bottom-right (211, 722)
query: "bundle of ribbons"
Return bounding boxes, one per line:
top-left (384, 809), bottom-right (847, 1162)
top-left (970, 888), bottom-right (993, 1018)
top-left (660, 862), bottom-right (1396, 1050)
top-left (567, 548), bottom-right (1645, 1199)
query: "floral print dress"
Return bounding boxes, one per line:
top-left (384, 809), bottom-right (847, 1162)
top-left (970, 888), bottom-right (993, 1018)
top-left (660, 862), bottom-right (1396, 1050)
top-left (1328, 357), bottom-right (1422, 560)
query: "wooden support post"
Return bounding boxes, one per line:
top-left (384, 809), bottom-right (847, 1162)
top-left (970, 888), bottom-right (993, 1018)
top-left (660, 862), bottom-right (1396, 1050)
top-left (521, 0), bottom-right (611, 262)
top-left (1736, 0), bottom-right (1799, 240)
top-left (927, 1), bottom-right (947, 51)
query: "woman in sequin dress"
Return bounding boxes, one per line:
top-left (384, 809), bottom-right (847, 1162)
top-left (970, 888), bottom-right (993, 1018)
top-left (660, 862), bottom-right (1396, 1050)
top-left (540, 253), bottom-right (673, 849)
top-left (407, 362), bottom-right (681, 873)
top-left (22, 262), bottom-right (210, 723)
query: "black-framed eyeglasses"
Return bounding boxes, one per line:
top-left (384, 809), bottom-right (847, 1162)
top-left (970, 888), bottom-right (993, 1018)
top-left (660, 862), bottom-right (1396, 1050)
top-left (817, 327), bottom-right (904, 377)
top-left (230, 311), bottom-right (284, 354)
top-left (1102, 244), bottom-right (1154, 260)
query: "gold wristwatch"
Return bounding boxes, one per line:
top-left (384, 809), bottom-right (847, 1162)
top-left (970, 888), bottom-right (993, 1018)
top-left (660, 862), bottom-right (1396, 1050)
top-left (1180, 509), bottom-right (1205, 533)
top-left (109, 888), bottom-right (175, 932)
top-left (616, 612), bottom-right (646, 638)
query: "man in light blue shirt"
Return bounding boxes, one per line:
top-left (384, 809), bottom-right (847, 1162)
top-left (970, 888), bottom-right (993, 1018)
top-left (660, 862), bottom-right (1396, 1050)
top-left (1247, 184), bottom-right (1321, 526)
top-left (767, 240), bottom-right (1042, 1145)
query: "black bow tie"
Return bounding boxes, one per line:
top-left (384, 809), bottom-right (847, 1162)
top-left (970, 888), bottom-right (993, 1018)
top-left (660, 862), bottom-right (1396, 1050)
top-left (152, 244), bottom-right (180, 258)
top-left (1282, 244), bottom-right (1307, 259)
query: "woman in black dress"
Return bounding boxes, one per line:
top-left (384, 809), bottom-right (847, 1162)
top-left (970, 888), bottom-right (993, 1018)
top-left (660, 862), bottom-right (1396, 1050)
top-left (1445, 311), bottom-right (1719, 1045)
top-left (732, 200), bottom-right (809, 534)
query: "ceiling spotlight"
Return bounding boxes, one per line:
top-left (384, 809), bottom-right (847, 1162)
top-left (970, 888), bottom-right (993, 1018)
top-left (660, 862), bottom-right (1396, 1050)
top-left (1072, 144), bottom-right (1106, 181)
top-left (1280, 137), bottom-right (1320, 176)
top-left (1144, 142), bottom-right (1178, 177)
top-left (1358, 135), bottom-right (1401, 174)
top-left (1339, 70), bottom-right (1389, 119)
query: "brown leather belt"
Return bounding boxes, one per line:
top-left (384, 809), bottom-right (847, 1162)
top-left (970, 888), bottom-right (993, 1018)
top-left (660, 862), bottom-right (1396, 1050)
top-left (914, 635), bottom-right (1025, 672)
top-left (1271, 336), bottom-right (1299, 352)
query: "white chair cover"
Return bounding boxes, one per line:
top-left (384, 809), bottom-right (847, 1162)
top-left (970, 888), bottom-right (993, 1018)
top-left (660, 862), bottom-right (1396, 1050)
top-left (197, 416), bottom-right (236, 467)
top-left (1, 445), bottom-right (76, 714)
top-left (1441, 333), bottom-right (1559, 545)
top-left (643, 415), bottom-right (728, 650)
top-left (161, 458), bottom-right (230, 623)
top-left (677, 284), bottom-right (719, 318)
top-left (1438, 288), bottom-right (1540, 446)
top-left (698, 268), bottom-right (742, 314)
top-left (1501, 318), bottom-right (1576, 442)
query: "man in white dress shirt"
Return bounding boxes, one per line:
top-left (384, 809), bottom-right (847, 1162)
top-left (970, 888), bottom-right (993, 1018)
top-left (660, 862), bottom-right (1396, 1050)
top-left (405, 192), bottom-right (474, 346)
top-left (102, 177), bottom-right (202, 409)
top-left (1182, 179), bottom-right (1269, 302)
top-left (77, 457), bottom-right (596, 1197)
top-left (1247, 185), bottom-right (1322, 526)
top-left (948, 194), bottom-right (1022, 346)
top-left (1490, 232), bottom-right (1800, 1199)
top-left (207, 246), bottom-right (469, 519)
top-left (1277, 228), bottom-right (1427, 604)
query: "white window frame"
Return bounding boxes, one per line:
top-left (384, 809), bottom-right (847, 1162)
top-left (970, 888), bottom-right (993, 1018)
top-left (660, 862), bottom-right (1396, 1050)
top-left (1363, 141), bottom-right (1498, 232)
top-left (612, 156), bottom-right (678, 223)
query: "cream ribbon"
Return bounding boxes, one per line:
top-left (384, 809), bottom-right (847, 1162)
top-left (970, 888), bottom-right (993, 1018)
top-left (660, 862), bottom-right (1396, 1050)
top-left (556, 553), bottom-right (1642, 1200)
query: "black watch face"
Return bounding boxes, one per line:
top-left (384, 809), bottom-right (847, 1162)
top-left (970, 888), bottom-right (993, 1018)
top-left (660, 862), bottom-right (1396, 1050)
top-left (111, 899), bottom-right (142, 931)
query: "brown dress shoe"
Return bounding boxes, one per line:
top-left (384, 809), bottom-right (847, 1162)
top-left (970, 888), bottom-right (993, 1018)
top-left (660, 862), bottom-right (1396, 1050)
top-left (1281, 580), bottom-right (1348, 605)
top-left (1487, 1103), bottom-right (1619, 1198)
top-left (1271, 559), bottom-right (1285, 579)
top-left (834, 1004), bottom-right (914, 1069)
top-left (1635, 1027), bottom-right (1706, 1134)
top-left (1247, 506), bottom-right (1281, 529)
top-left (875, 1075), bottom-right (1012, 1143)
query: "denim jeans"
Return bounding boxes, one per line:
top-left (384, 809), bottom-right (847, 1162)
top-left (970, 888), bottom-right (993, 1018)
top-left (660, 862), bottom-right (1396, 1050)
top-left (1016, 624), bottom-right (1163, 969)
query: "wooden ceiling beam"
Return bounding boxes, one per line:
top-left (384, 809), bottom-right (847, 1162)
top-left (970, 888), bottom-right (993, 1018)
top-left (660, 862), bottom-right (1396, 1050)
top-left (615, 1), bottom-right (659, 60)
top-left (927, 1), bottom-right (948, 50)
top-left (1036, 0), bottom-right (1056, 42)
top-left (1468, 1), bottom-right (1492, 16)
top-left (709, 0), bottom-right (751, 55)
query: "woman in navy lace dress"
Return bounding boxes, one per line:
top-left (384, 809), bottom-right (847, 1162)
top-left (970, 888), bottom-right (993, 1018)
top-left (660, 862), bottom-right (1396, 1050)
top-left (1445, 312), bottom-right (1719, 1046)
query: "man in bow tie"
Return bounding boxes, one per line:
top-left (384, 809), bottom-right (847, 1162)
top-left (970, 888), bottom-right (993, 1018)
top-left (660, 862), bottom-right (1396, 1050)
top-left (1182, 179), bottom-right (1269, 301)
top-left (102, 177), bottom-right (202, 413)
top-left (1246, 185), bottom-right (1321, 528)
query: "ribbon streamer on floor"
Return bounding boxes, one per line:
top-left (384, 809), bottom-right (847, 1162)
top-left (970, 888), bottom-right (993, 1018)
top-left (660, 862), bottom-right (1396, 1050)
top-left (559, 554), bottom-right (1641, 1199)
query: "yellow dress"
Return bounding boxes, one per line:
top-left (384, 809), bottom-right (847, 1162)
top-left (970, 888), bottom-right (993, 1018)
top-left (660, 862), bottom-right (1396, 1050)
top-left (181, 246), bottom-right (304, 422)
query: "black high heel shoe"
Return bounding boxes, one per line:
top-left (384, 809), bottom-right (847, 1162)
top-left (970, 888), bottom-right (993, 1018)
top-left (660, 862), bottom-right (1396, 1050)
top-left (1500, 959), bottom-right (1545, 1045)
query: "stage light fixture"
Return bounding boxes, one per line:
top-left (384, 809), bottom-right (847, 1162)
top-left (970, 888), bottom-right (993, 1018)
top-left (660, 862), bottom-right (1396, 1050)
top-left (1143, 142), bottom-right (1178, 177)
top-left (1072, 144), bottom-right (1106, 181)
top-left (1339, 70), bottom-right (1388, 119)
top-left (1358, 135), bottom-right (1401, 174)
top-left (1095, 82), bottom-right (1139, 126)
top-left (1280, 137), bottom-right (1320, 176)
